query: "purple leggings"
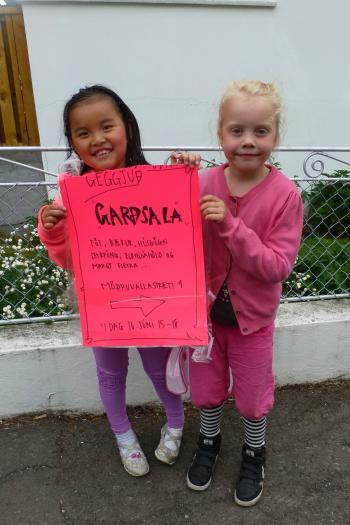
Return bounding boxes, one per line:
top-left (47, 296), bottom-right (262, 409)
top-left (93, 346), bottom-right (184, 434)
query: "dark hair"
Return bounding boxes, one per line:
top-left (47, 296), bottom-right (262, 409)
top-left (63, 84), bottom-right (148, 172)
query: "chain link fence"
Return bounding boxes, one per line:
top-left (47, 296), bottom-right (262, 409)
top-left (1, 147), bottom-right (349, 325)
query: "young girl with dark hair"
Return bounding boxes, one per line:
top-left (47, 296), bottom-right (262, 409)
top-left (38, 85), bottom-right (198, 477)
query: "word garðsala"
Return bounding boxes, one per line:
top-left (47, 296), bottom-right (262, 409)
top-left (95, 203), bottom-right (183, 226)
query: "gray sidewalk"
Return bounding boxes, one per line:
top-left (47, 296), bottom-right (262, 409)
top-left (0, 381), bottom-right (349, 525)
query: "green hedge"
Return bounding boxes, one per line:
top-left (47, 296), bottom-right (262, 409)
top-left (283, 237), bottom-right (350, 297)
top-left (302, 170), bottom-right (350, 237)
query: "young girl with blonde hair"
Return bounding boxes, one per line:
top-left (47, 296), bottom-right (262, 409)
top-left (182, 80), bottom-right (303, 506)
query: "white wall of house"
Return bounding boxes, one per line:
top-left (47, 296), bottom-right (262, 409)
top-left (20, 0), bottom-right (350, 173)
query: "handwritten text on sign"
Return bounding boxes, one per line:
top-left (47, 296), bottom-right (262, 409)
top-left (59, 164), bottom-right (208, 347)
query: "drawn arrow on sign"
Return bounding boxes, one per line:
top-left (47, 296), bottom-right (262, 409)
top-left (110, 296), bottom-right (166, 317)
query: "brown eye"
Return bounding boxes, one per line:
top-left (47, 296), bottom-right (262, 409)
top-left (77, 131), bottom-right (88, 138)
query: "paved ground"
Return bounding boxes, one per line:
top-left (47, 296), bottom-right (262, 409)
top-left (0, 381), bottom-right (349, 525)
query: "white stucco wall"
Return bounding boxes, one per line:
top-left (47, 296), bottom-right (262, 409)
top-left (20, 0), bottom-right (350, 173)
top-left (1, 300), bottom-right (349, 417)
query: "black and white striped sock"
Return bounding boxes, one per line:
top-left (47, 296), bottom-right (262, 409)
top-left (200, 404), bottom-right (224, 437)
top-left (241, 416), bottom-right (267, 449)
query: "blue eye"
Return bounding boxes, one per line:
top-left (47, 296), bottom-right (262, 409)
top-left (256, 128), bottom-right (268, 136)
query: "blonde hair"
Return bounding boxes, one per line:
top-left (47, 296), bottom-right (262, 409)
top-left (218, 80), bottom-right (283, 145)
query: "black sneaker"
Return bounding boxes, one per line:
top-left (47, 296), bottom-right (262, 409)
top-left (234, 444), bottom-right (266, 507)
top-left (186, 433), bottom-right (221, 491)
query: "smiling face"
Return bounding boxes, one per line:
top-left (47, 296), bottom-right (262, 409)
top-left (69, 95), bottom-right (128, 172)
top-left (218, 94), bottom-right (278, 179)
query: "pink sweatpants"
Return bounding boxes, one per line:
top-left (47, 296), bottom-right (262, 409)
top-left (189, 322), bottom-right (275, 420)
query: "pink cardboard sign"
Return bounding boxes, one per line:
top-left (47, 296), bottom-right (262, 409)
top-left (59, 164), bottom-right (208, 347)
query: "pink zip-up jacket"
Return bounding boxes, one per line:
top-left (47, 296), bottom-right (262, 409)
top-left (201, 163), bottom-right (303, 335)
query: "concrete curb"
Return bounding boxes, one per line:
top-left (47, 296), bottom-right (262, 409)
top-left (1, 299), bottom-right (350, 417)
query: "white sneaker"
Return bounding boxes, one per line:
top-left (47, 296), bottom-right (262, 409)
top-left (119, 441), bottom-right (149, 477)
top-left (155, 424), bottom-right (183, 465)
